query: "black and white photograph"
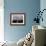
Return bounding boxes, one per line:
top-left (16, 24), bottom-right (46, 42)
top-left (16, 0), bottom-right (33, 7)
top-left (10, 13), bottom-right (25, 25)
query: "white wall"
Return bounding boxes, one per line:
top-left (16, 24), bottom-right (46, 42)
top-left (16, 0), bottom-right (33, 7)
top-left (0, 0), bottom-right (4, 42)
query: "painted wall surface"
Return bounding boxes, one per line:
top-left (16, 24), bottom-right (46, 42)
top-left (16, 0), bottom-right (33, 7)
top-left (4, 0), bottom-right (40, 42)
top-left (40, 0), bottom-right (46, 27)
top-left (0, 0), bottom-right (4, 42)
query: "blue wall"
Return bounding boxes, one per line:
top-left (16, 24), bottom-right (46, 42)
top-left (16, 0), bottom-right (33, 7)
top-left (40, 0), bottom-right (46, 27)
top-left (4, 0), bottom-right (40, 42)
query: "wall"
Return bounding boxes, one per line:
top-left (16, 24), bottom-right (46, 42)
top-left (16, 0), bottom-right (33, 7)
top-left (4, 0), bottom-right (40, 42)
top-left (0, 0), bottom-right (4, 42)
top-left (40, 0), bottom-right (46, 27)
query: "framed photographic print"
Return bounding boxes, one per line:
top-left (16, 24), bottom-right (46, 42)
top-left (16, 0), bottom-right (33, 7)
top-left (10, 13), bottom-right (26, 26)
